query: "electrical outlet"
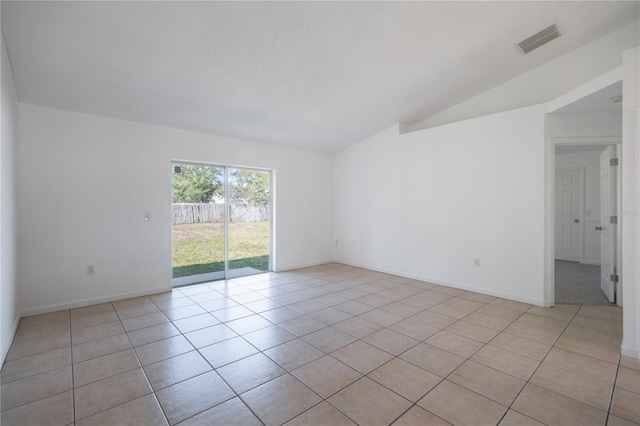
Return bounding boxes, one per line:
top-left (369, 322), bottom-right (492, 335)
top-left (474, 258), bottom-right (481, 267)
top-left (87, 265), bottom-right (95, 275)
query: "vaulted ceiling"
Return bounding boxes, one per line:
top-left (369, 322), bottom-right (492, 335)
top-left (2, 1), bottom-right (638, 153)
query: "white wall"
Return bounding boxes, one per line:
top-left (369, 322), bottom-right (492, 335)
top-left (1, 36), bottom-right (20, 362)
top-left (334, 104), bottom-right (547, 305)
top-left (621, 47), bottom-right (639, 359)
top-left (17, 104), bottom-right (333, 315)
top-left (555, 150), bottom-right (602, 264)
top-left (545, 111), bottom-right (622, 139)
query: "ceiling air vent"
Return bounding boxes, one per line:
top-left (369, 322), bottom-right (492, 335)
top-left (516, 24), bottom-right (561, 55)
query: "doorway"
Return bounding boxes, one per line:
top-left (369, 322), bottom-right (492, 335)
top-left (551, 141), bottom-right (621, 305)
top-left (171, 162), bottom-right (272, 286)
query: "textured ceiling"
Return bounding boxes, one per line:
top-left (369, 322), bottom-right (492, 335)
top-left (2, 1), bottom-right (639, 153)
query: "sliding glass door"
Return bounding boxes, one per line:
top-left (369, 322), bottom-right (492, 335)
top-left (171, 162), bottom-right (271, 285)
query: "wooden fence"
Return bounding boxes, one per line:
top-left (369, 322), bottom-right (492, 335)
top-left (172, 203), bottom-right (270, 224)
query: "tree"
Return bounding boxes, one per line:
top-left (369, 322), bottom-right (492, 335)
top-left (229, 169), bottom-right (270, 206)
top-left (172, 165), bottom-right (222, 203)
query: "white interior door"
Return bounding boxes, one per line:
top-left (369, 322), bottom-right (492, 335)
top-left (555, 169), bottom-right (581, 262)
top-left (599, 146), bottom-right (616, 303)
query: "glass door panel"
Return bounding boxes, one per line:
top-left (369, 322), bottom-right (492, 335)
top-left (227, 167), bottom-right (271, 279)
top-left (171, 162), bottom-right (225, 285)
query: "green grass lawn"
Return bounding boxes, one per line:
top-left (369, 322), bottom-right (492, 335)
top-left (172, 221), bottom-right (269, 278)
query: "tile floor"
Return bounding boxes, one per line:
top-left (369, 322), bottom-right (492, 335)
top-left (1, 263), bottom-right (639, 426)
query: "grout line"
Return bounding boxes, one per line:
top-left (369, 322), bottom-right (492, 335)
top-left (605, 360), bottom-right (622, 426)
top-left (69, 302), bottom-right (163, 424)
top-left (68, 309), bottom-right (76, 425)
top-left (498, 305), bottom-right (613, 423)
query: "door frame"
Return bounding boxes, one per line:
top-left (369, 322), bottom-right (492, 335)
top-left (554, 166), bottom-right (585, 263)
top-left (170, 160), bottom-right (275, 286)
top-left (544, 137), bottom-right (621, 307)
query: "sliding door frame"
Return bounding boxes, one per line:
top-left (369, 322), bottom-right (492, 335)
top-left (171, 160), bottom-right (274, 285)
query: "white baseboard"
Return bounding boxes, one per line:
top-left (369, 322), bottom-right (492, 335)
top-left (334, 258), bottom-right (546, 307)
top-left (621, 345), bottom-right (639, 360)
top-left (335, 258), bottom-right (428, 282)
top-left (1, 313), bottom-right (21, 365)
top-left (20, 286), bottom-right (171, 317)
top-left (274, 258), bottom-right (334, 273)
